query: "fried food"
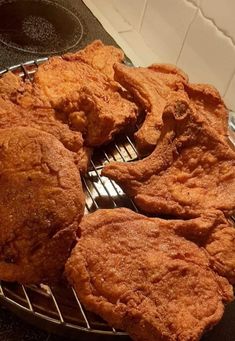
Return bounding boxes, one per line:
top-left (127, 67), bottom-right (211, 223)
top-left (114, 63), bottom-right (188, 155)
top-left (202, 216), bottom-right (235, 284)
top-left (102, 93), bottom-right (235, 218)
top-left (0, 70), bottom-right (90, 172)
top-left (32, 57), bottom-right (138, 146)
top-left (0, 71), bottom-right (25, 98)
top-left (114, 63), bottom-right (229, 156)
top-left (66, 208), bottom-right (233, 341)
top-left (0, 42), bottom-right (137, 149)
top-left (57, 84), bottom-right (137, 146)
top-left (0, 93), bottom-right (88, 172)
top-left (63, 40), bottom-right (125, 79)
top-left (0, 127), bottom-right (84, 284)
top-left (148, 63), bottom-right (189, 85)
top-left (183, 82), bottom-right (228, 138)
top-left (148, 69), bottom-right (228, 139)
top-left (165, 210), bottom-right (235, 284)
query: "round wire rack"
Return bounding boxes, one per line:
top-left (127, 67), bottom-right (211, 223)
top-left (1, 59), bottom-right (235, 341)
top-left (0, 60), bottom-right (139, 340)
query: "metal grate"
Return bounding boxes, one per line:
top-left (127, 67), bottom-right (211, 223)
top-left (0, 60), bottom-right (137, 339)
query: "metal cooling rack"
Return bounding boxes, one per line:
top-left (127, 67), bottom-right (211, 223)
top-left (0, 60), bottom-right (136, 340)
top-left (2, 59), bottom-right (234, 341)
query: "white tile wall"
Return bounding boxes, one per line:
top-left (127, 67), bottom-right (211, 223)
top-left (85, 0), bottom-right (131, 32)
top-left (112, 0), bottom-right (147, 30)
top-left (177, 10), bottom-right (235, 95)
top-left (200, 0), bottom-right (235, 43)
top-left (119, 30), bottom-right (161, 66)
top-left (140, 0), bottom-right (197, 64)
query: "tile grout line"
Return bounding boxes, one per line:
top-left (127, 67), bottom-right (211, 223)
top-left (118, 28), bottom-right (133, 34)
top-left (223, 67), bottom-right (235, 98)
top-left (176, 4), bottom-right (199, 65)
top-left (200, 9), bottom-right (235, 46)
top-left (186, 0), bottom-right (235, 46)
top-left (138, 0), bottom-right (148, 32)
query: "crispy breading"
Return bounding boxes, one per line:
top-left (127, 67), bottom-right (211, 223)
top-left (114, 63), bottom-right (188, 155)
top-left (0, 43), bottom-right (137, 149)
top-left (102, 93), bottom-right (235, 218)
top-left (203, 216), bottom-right (235, 284)
top-left (114, 63), bottom-right (229, 156)
top-left (32, 57), bottom-right (138, 146)
top-left (0, 127), bottom-right (84, 284)
top-left (183, 82), bottom-right (228, 138)
top-left (165, 210), bottom-right (235, 284)
top-left (63, 40), bottom-right (125, 79)
top-left (0, 70), bottom-right (92, 172)
top-left (148, 63), bottom-right (189, 85)
top-left (57, 84), bottom-right (138, 146)
top-left (0, 71), bottom-right (25, 98)
top-left (66, 208), bottom-right (233, 341)
top-left (0, 93), bottom-right (88, 172)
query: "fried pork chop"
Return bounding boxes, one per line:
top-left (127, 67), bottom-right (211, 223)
top-left (32, 56), bottom-right (138, 146)
top-left (0, 127), bottom-right (84, 284)
top-left (66, 208), bottom-right (233, 341)
top-left (63, 40), bottom-right (125, 79)
top-left (102, 94), bottom-right (235, 218)
top-left (114, 63), bottom-right (229, 156)
top-left (114, 63), bottom-right (188, 155)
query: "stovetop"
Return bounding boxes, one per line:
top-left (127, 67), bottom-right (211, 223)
top-left (0, 0), bottom-right (120, 70)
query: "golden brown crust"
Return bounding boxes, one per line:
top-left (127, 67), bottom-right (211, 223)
top-left (0, 127), bottom-right (84, 284)
top-left (63, 40), bottom-right (125, 79)
top-left (164, 210), bottom-right (235, 284)
top-left (203, 217), bottom-right (235, 284)
top-left (57, 85), bottom-right (137, 146)
top-left (102, 93), bottom-right (235, 218)
top-left (0, 72), bottom-right (25, 98)
top-left (0, 94), bottom-right (88, 172)
top-left (114, 63), bottom-right (187, 155)
top-left (66, 208), bottom-right (233, 341)
top-left (0, 68), bottom-right (92, 172)
top-left (0, 43), bottom-right (136, 153)
top-left (114, 63), bottom-right (229, 156)
top-left (33, 57), bottom-right (138, 147)
top-left (148, 63), bottom-right (189, 83)
top-left (182, 82), bottom-right (228, 139)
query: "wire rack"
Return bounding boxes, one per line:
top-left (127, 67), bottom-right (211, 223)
top-left (0, 60), bottom-right (137, 340)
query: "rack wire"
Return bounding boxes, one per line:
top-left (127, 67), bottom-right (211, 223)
top-left (0, 60), bottom-right (135, 340)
